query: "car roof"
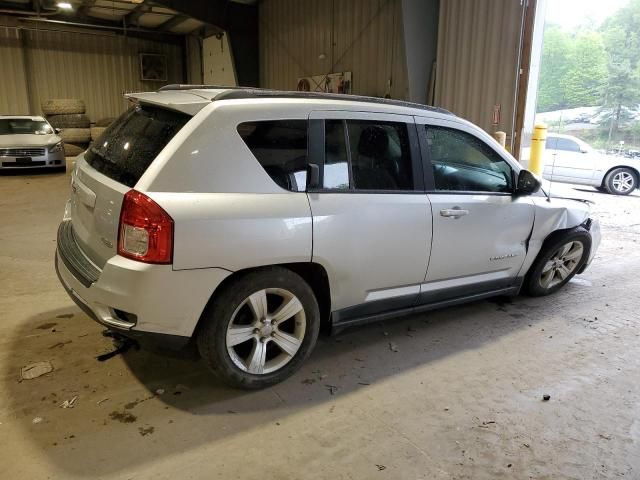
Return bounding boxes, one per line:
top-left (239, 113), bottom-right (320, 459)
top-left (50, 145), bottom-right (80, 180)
top-left (0, 115), bottom-right (46, 121)
top-left (127, 85), bottom-right (454, 118)
top-left (546, 132), bottom-right (582, 141)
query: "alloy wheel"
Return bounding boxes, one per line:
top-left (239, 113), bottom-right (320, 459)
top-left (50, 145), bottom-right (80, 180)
top-left (539, 241), bottom-right (584, 289)
top-left (612, 171), bottom-right (635, 193)
top-left (226, 288), bottom-right (306, 375)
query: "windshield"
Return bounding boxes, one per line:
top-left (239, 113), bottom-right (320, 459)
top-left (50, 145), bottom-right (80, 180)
top-left (85, 104), bottom-right (190, 188)
top-left (0, 119), bottom-right (53, 135)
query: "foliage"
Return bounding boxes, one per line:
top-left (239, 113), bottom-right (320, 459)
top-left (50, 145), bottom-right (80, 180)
top-left (538, 0), bottom-right (640, 146)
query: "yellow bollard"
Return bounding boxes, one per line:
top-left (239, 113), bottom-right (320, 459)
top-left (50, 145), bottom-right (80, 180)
top-left (529, 123), bottom-right (547, 175)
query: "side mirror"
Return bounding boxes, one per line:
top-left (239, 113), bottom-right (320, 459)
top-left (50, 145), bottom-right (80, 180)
top-left (306, 163), bottom-right (320, 190)
top-left (580, 147), bottom-right (588, 153)
top-left (516, 169), bottom-right (542, 195)
top-left (55, 128), bottom-right (61, 134)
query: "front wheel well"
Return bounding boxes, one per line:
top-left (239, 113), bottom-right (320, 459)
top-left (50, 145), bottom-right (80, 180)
top-left (601, 165), bottom-right (639, 187)
top-left (193, 262), bottom-right (332, 338)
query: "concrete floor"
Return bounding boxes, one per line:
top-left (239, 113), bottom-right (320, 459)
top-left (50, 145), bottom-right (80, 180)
top-left (1, 166), bottom-right (639, 480)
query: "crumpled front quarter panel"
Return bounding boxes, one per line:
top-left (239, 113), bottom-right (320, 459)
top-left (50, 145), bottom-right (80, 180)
top-left (519, 197), bottom-right (592, 275)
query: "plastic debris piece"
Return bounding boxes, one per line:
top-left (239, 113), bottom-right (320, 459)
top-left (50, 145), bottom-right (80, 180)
top-left (60, 396), bottom-right (78, 409)
top-left (21, 361), bottom-right (54, 380)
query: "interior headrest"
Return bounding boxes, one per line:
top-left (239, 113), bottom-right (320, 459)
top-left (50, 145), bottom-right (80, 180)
top-left (358, 126), bottom-right (388, 157)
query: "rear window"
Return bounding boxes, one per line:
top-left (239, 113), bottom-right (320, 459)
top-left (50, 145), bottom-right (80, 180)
top-left (85, 104), bottom-right (190, 187)
top-left (237, 120), bottom-right (308, 192)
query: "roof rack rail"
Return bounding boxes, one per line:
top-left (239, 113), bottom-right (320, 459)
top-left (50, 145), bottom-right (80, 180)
top-left (157, 84), bottom-right (451, 115)
top-left (158, 84), bottom-right (254, 92)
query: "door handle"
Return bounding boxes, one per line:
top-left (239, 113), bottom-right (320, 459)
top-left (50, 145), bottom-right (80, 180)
top-left (440, 208), bottom-right (469, 218)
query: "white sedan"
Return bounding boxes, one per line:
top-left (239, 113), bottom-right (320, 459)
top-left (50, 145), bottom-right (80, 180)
top-left (521, 133), bottom-right (639, 195)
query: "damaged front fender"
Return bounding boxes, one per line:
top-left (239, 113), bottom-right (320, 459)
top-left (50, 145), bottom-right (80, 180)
top-left (518, 196), bottom-right (599, 277)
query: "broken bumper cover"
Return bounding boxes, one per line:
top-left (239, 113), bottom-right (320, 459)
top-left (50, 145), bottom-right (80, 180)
top-left (54, 222), bottom-right (232, 350)
top-left (578, 217), bottom-right (601, 274)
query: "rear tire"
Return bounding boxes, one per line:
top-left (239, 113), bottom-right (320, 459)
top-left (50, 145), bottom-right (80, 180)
top-left (524, 227), bottom-right (591, 296)
top-left (197, 267), bottom-right (320, 389)
top-left (63, 143), bottom-right (87, 157)
top-left (60, 128), bottom-right (91, 143)
top-left (47, 114), bottom-right (90, 129)
top-left (41, 99), bottom-right (86, 115)
top-left (604, 167), bottom-right (637, 195)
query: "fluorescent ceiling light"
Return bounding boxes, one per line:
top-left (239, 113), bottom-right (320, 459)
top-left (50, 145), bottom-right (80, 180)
top-left (57, 2), bottom-right (73, 10)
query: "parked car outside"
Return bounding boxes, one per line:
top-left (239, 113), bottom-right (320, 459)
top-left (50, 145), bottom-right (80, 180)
top-left (521, 133), bottom-right (639, 195)
top-left (55, 87), bottom-right (601, 389)
top-left (0, 116), bottom-right (65, 172)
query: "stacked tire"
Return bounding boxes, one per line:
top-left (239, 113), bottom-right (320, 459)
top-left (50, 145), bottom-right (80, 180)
top-left (41, 99), bottom-right (89, 158)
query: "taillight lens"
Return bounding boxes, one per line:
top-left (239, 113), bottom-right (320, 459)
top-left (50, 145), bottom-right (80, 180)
top-left (118, 190), bottom-right (173, 264)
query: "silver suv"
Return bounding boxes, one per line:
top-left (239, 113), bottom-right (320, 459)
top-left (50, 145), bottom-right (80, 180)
top-left (55, 86), bottom-right (601, 389)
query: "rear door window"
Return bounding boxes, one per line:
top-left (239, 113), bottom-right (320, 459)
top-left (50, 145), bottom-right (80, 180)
top-left (322, 119), bottom-right (415, 191)
top-left (85, 104), bottom-right (190, 187)
top-left (237, 120), bottom-right (308, 192)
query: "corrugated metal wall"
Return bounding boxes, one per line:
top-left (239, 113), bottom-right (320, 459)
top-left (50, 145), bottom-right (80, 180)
top-left (259, 0), bottom-right (408, 99)
top-left (434, 0), bottom-right (525, 143)
top-left (0, 25), bottom-right (184, 120)
top-left (0, 27), bottom-right (30, 115)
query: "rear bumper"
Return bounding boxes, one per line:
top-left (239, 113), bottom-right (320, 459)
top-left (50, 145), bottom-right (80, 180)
top-left (55, 221), bottom-right (232, 349)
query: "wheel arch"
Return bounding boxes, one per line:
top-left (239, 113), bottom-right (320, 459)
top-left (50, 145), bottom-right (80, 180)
top-left (192, 262), bottom-right (332, 339)
top-left (601, 165), bottom-right (640, 187)
top-left (524, 223), bottom-right (592, 282)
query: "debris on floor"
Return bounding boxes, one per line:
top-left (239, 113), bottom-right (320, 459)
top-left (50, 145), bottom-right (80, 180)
top-left (542, 394), bottom-right (551, 401)
top-left (56, 313), bottom-right (74, 319)
top-left (138, 426), bottom-right (155, 436)
top-left (96, 331), bottom-right (139, 362)
top-left (21, 361), bottom-right (54, 380)
top-left (32, 417), bottom-right (43, 424)
top-left (48, 340), bottom-right (72, 349)
top-left (376, 464), bottom-right (386, 471)
top-left (60, 396), bottom-right (78, 409)
top-left (36, 322), bottom-right (57, 330)
top-left (325, 384), bottom-right (339, 395)
top-left (109, 411), bottom-right (137, 423)
top-left (96, 398), bottom-right (109, 406)
top-left (389, 342), bottom-right (399, 352)
top-left (155, 388), bottom-right (165, 395)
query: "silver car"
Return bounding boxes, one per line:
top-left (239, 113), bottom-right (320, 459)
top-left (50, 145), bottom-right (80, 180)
top-left (55, 86), bottom-right (601, 389)
top-left (521, 133), bottom-right (640, 195)
top-left (0, 116), bottom-right (65, 171)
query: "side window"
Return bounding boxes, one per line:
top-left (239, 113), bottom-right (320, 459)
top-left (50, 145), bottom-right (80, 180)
top-left (425, 126), bottom-right (513, 193)
top-left (555, 138), bottom-right (580, 152)
top-left (347, 120), bottom-right (414, 191)
top-left (324, 120), bottom-right (350, 189)
top-left (237, 120), bottom-right (308, 192)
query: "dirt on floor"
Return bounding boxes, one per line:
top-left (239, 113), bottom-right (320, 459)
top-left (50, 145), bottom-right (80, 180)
top-left (0, 168), bottom-right (639, 480)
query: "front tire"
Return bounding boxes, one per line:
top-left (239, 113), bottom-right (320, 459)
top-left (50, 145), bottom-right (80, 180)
top-left (197, 267), bottom-right (320, 389)
top-left (604, 167), bottom-right (637, 195)
top-left (524, 227), bottom-right (590, 296)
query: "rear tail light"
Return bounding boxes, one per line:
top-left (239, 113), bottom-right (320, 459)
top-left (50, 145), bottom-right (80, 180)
top-left (118, 190), bottom-right (173, 264)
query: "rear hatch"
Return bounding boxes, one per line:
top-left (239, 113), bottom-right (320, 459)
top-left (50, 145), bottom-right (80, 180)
top-left (69, 103), bottom-right (191, 268)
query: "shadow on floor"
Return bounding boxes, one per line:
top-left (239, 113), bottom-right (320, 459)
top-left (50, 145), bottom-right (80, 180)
top-left (1, 282), bottom-right (586, 477)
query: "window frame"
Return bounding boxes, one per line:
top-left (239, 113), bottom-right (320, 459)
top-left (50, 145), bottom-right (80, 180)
top-left (416, 119), bottom-right (518, 196)
top-left (307, 112), bottom-right (424, 194)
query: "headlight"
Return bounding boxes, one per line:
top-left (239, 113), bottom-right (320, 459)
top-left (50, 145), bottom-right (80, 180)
top-left (49, 141), bottom-right (63, 153)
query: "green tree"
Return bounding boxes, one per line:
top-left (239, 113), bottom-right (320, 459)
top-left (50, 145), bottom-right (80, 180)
top-left (538, 26), bottom-right (571, 112)
top-left (600, 0), bottom-right (640, 141)
top-left (538, 27), bottom-right (608, 112)
top-left (562, 32), bottom-right (607, 107)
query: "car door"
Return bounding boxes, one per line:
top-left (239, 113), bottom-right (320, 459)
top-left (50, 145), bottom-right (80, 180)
top-left (415, 117), bottom-right (535, 304)
top-left (545, 136), bottom-right (596, 183)
top-left (306, 111), bottom-right (432, 324)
